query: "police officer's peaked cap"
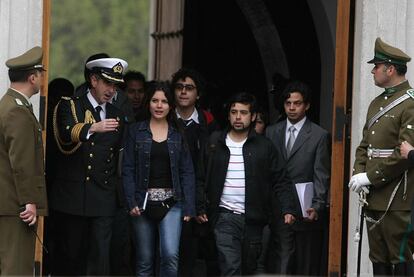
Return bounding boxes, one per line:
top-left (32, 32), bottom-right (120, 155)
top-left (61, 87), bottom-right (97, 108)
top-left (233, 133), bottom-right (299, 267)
top-left (368, 37), bottom-right (411, 65)
top-left (86, 58), bottom-right (128, 83)
top-left (6, 46), bottom-right (45, 71)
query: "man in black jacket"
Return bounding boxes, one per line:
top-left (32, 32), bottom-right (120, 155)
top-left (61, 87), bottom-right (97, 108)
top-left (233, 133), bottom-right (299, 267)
top-left (50, 57), bottom-right (127, 275)
top-left (196, 92), bottom-right (296, 276)
top-left (172, 67), bottom-right (220, 276)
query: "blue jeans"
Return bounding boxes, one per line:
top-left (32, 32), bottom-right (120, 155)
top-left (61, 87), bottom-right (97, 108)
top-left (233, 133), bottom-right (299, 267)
top-left (131, 203), bottom-right (183, 277)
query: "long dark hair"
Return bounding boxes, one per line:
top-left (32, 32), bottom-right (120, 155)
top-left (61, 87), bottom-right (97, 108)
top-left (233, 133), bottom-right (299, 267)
top-left (142, 81), bottom-right (176, 123)
top-left (141, 81), bottom-right (190, 150)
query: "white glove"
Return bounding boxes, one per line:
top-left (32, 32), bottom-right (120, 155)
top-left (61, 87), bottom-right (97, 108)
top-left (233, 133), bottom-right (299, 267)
top-left (348, 173), bottom-right (371, 194)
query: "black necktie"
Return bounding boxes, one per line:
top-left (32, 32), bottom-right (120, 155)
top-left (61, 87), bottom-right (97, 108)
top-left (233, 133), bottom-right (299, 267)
top-left (182, 118), bottom-right (193, 127)
top-left (95, 106), bottom-right (102, 122)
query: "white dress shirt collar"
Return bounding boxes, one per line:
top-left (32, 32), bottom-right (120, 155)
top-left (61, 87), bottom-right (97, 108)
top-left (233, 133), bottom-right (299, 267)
top-left (175, 108), bottom-right (199, 124)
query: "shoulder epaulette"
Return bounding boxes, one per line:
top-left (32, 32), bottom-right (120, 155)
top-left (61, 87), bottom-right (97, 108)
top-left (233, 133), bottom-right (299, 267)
top-left (406, 89), bottom-right (414, 99)
top-left (15, 98), bottom-right (24, 106)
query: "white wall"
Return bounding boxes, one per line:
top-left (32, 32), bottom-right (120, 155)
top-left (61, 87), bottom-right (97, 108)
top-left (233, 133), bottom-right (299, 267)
top-left (0, 0), bottom-right (43, 118)
top-left (348, 1), bottom-right (414, 276)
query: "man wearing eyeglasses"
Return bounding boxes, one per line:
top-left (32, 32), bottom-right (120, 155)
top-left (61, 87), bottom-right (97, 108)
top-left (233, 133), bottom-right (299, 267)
top-left (349, 37), bottom-right (414, 275)
top-left (171, 68), bottom-right (219, 276)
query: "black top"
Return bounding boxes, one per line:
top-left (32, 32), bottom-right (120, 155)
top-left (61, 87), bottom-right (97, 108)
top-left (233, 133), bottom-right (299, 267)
top-left (149, 140), bottom-right (172, 188)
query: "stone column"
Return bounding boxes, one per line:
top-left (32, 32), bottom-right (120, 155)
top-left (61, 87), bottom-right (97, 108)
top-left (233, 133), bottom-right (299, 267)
top-left (0, 0), bottom-right (43, 118)
top-left (148, 0), bottom-right (184, 81)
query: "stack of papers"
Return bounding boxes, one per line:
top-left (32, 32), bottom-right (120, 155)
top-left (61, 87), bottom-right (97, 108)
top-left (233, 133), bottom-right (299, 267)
top-left (295, 182), bottom-right (314, 218)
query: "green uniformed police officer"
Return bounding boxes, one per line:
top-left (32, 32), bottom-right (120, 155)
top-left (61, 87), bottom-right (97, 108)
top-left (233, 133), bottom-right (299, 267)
top-left (0, 46), bottom-right (48, 275)
top-left (349, 37), bottom-right (414, 275)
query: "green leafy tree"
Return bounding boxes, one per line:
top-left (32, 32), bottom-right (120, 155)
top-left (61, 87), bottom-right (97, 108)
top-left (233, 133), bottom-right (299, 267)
top-left (50, 0), bottom-right (149, 87)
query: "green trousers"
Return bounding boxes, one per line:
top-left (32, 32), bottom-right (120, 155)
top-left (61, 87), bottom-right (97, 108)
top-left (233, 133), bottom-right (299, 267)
top-left (365, 210), bottom-right (414, 264)
top-left (0, 216), bottom-right (36, 275)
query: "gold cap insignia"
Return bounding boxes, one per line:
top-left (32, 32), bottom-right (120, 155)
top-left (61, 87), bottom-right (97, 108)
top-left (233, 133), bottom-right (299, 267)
top-left (112, 62), bottom-right (124, 74)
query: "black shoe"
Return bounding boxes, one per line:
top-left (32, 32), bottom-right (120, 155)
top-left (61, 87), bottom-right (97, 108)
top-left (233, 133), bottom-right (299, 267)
top-left (393, 260), bottom-right (414, 276)
top-left (372, 262), bottom-right (393, 276)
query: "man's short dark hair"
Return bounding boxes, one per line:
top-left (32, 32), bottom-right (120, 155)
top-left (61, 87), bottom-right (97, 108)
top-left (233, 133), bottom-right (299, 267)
top-left (124, 70), bottom-right (146, 84)
top-left (281, 80), bottom-right (311, 104)
top-left (390, 63), bottom-right (408, 75)
top-left (226, 92), bottom-right (257, 115)
top-left (8, 69), bottom-right (40, 83)
top-left (171, 67), bottom-right (206, 97)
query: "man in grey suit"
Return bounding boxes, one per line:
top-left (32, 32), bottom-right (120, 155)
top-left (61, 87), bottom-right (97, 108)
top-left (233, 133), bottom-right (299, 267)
top-left (265, 80), bottom-right (330, 275)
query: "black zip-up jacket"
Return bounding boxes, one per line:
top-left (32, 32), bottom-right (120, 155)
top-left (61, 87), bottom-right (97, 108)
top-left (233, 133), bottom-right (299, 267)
top-left (196, 129), bottom-right (296, 227)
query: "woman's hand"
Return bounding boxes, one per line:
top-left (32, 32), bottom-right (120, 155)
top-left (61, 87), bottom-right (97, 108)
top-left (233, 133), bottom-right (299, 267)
top-left (183, 216), bottom-right (191, 222)
top-left (129, 206), bottom-right (141, 216)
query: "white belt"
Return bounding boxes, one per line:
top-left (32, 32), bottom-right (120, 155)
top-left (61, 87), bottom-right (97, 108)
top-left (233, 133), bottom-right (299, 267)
top-left (367, 147), bottom-right (393, 158)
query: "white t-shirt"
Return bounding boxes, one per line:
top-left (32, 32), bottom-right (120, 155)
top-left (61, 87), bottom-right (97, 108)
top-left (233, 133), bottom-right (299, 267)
top-left (219, 135), bottom-right (247, 214)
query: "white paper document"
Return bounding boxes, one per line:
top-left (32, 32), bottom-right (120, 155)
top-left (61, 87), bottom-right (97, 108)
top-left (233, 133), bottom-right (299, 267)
top-left (294, 182), bottom-right (314, 218)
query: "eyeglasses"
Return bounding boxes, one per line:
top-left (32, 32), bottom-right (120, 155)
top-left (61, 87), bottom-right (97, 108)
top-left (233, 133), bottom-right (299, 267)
top-left (174, 83), bottom-right (196, 91)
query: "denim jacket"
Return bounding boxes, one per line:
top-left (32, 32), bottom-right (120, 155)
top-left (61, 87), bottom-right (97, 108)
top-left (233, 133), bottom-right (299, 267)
top-left (122, 120), bottom-right (195, 216)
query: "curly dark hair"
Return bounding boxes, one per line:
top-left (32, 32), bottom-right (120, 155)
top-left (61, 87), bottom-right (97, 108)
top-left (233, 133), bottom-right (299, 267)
top-left (171, 67), bottom-right (206, 97)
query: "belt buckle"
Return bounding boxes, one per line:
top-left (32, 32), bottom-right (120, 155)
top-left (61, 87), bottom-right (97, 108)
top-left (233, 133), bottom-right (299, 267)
top-left (367, 147), bottom-right (373, 158)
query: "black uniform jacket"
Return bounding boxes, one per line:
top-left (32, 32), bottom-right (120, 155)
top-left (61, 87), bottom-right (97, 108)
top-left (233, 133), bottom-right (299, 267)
top-left (50, 94), bottom-right (124, 216)
top-left (196, 129), bottom-right (296, 228)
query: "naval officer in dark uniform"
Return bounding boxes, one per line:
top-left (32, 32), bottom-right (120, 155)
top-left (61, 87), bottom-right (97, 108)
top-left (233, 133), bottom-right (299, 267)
top-left (50, 57), bottom-right (127, 275)
top-left (0, 46), bottom-right (48, 275)
top-left (349, 37), bottom-right (414, 276)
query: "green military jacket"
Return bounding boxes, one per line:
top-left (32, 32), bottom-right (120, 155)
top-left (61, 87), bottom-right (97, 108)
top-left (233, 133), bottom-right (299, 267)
top-left (0, 89), bottom-right (47, 215)
top-left (353, 81), bottom-right (414, 211)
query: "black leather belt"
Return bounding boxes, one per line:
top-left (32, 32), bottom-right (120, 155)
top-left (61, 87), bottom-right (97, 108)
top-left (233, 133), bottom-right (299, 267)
top-left (219, 207), bottom-right (244, 216)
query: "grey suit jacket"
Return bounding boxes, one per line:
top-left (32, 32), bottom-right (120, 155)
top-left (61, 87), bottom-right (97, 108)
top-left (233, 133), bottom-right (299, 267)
top-left (266, 118), bottom-right (330, 224)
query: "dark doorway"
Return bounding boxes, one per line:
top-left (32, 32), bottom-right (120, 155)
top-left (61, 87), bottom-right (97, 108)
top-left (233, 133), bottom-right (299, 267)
top-left (182, 0), bottom-right (322, 127)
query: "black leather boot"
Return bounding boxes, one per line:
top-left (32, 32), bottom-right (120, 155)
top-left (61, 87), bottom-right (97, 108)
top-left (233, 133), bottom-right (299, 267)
top-left (393, 260), bottom-right (414, 276)
top-left (372, 262), bottom-right (393, 276)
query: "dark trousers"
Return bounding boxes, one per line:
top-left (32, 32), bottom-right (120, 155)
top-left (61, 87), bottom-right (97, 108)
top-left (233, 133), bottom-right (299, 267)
top-left (51, 210), bottom-right (114, 276)
top-left (178, 220), bottom-right (220, 276)
top-left (110, 207), bottom-right (134, 275)
top-left (267, 217), bottom-right (326, 275)
top-left (214, 211), bottom-right (263, 276)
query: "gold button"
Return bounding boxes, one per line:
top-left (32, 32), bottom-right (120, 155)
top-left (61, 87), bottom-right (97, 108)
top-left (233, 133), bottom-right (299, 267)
top-left (89, 153), bottom-right (93, 158)
top-left (384, 96), bottom-right (388, 100)
top-left (105, 170), bottom-right (108, 174)
top-left (110, 147), bottom-right (113, 151)
top-left (88, 165), bottom-right (92, 170)
top-left (107, 159), bottom-right (111, 163)
top-left (91, 142), bottom-right (95, 146)
top-left (379, 107), bottom-right (383, 111)
top-left (371, 131), bottom-right (375, 135)
top-left (66, 126), bottom-right (70, 130)
top-left (104, 180), bottom-right (108, 184)
top-left (86, 176), bottom-right (90, 181)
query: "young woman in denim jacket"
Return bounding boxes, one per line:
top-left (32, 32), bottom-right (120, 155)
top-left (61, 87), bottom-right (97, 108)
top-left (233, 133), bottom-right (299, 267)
top-left (123, 81), bottom-right (195, 277)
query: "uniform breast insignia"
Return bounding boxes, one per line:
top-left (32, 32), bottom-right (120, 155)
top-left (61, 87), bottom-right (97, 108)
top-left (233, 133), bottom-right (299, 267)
top-left (406, 89), bottom-right (414, 99)
top-left (15, 98), bottom-right (23, 106)
top-left (85, 110), bottom-right (96, 124)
